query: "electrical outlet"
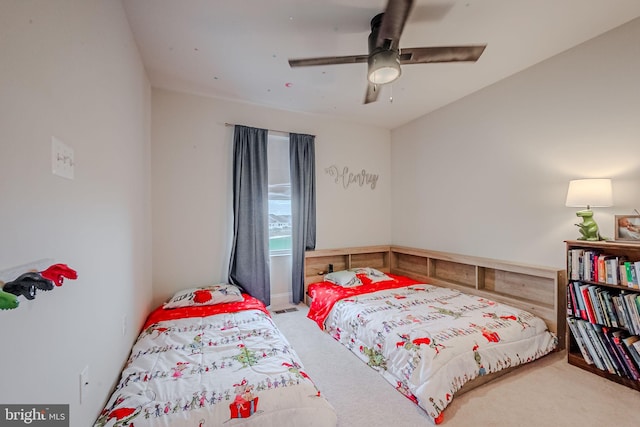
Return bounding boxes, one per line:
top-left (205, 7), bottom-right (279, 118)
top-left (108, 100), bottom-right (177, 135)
top-left (79, 366), bottom-right (89, 404)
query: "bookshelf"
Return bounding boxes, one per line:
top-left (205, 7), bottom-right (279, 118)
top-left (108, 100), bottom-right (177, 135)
top-left (565, 240), bottom-right (640, 391)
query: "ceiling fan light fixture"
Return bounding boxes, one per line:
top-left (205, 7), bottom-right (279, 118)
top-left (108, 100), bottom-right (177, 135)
top-left (367, 50), bottom-right (401, 85)
top-left (288, 2), bottom-right (485, 105)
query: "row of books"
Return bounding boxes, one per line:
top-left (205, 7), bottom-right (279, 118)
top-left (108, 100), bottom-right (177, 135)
top-left (567, 281), bottom-right (640, 336)
top-left (568, 248), bottom-right (640, 289)
top-left (568, 317), bottom-right (640, 380)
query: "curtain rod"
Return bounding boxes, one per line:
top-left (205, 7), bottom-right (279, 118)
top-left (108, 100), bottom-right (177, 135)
top-left (224, 122), bottom-right (314, 137)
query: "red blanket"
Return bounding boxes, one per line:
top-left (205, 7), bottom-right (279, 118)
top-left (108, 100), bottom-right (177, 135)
top-left (307, 274), bottom-right (420, 329)
top-left (143, 293), bottom-right (270, 329)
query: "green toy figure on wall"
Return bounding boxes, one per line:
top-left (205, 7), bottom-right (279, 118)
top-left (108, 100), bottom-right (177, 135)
top-left (0, 288), bottom-right (19, 310)
top-left (575, 209), bottom-right (604, 241)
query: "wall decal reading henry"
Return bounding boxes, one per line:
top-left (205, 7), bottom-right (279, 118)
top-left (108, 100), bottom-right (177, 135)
top-left (325, 165), bottom-right (379, 190)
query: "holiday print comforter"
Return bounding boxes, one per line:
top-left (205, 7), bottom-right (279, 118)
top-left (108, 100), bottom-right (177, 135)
top-left (95, 295), bottom-right (337, 427)
top-left (308, 277), bottom-right (557, 424)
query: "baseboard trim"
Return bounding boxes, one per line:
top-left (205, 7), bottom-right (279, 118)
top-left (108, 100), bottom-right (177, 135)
top-left (269, 292), bottom-right (292, 310)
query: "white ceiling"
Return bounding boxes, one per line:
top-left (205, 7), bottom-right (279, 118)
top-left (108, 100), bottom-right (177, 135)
top-left (122, 0), bottom-right (640, 130)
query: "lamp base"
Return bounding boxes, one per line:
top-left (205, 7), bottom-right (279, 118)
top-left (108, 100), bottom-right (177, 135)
top-left (576, 236), bottom-right (609, 241)
top-left (574, 209), bottom-right (605, 241)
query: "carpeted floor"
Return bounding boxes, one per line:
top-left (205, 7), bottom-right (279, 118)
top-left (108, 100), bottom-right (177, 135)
top-left (271, 304), bottom-right (640, 427)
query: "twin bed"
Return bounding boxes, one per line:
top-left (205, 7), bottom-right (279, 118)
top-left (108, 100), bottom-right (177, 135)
top-left (303, 246), bottom-right (565, 424)
top-left (94, 285), bottom-right (337, 427)
top-left (96, 245), bottom-right (565, 425)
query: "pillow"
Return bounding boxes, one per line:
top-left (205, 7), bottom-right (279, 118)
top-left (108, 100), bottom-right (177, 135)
top-left (324, 270), bottom-right (362, 287)
top-left (163, 284), bottom-right (243, 309)
top-left (349, 267), bottom-right (393, 283)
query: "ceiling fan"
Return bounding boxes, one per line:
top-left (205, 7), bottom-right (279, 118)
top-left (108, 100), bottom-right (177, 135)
top-left (288, 0), bottom-right (486, 104)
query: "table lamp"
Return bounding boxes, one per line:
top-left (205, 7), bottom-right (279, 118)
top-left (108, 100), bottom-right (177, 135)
top-left (565, 178), bottom-right (613, 241)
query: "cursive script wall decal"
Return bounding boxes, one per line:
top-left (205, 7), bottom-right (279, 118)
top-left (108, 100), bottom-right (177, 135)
top-left (324, 165), bottom-right (379, 190)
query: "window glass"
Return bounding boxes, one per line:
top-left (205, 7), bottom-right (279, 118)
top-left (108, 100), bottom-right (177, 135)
top-left (268, 134), bottom-right (291, 253)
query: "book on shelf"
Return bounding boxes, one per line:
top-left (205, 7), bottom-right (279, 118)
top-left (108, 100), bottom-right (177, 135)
top-left (606, 256), bottom-right (620, 285)
top-left (600, 289), bottom-right (619, 328)
top-left (633, 338), bottom-right (640, 361)
top-left (567, 317), bottom-right (594, 365)
top-left (631, 293), bottom-right (640, 334)
top-left (580, 284), bottom-right (597, 324)
top-left (573, 317), bottom-right (640, 379)
top-left (612, 328), bottom-right (640, 380)
top-left (603, 326), bottom-right (640, 380)
top-left (624, 261), bottom-right (639, 289)
top-left (597, 255), bottom-right (606, 283)
top-left (565, 249), bottom-right (638, 287)
top-left (596, 288), bottom-right (614, 327)
top-left (621, 291), bottom-right (640, 335)
top-left (612, 294), bottom-right (631, 331)
top-left (620, 264), bottom-right (630, 287)
top-left (591, 323), bottom-right (623, 376)
top-left (569, 249), bottom-right (584, 281)
top-left (622, 335), bottom-right (640, 370)
top-left (566, 284), bottom-right (576, 318)
top-left (588, 286), bottom-right (607, 325)
top-left (575, 318), bottom-right (606, 371)
top-left (572, 282), bottom-right (587, 321)
top-left (583, 250), bottom-right (594, 281)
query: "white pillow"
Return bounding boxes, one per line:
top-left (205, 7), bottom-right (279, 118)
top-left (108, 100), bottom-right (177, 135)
top-left (324, 270), bottom-right (362, 287)
top-left (349, 267), bottom-right (393, 283)
top-left (163, 284), bottom-right (243, 309)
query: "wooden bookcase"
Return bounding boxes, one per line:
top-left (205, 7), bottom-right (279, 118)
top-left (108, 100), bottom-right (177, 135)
top-left (565, 240), bottom-right (640, 391)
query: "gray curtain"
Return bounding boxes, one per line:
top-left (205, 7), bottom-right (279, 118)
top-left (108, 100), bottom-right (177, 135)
top-left (289, 132), bottom-right (316, 304)
top-left (228, 125), bottom-right (271, 305)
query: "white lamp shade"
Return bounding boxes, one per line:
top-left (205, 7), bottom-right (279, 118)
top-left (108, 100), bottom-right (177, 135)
top-left (367, 50), bottom-right (401, 85)
top-left (565, 178), bottom-right (613, 208)
top-left (368, 65), bottom-right (400, 85)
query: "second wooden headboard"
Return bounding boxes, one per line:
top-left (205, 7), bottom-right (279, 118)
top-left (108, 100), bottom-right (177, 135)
top-left (304, 245), bottom-right (566, 349)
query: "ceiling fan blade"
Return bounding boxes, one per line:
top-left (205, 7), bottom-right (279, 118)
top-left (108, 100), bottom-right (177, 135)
top-left (290, 2), bottom-right (486, 101)
top-left (364, 83), bottom-right (380, 104)
top-left (289, 54), bottom-right (368, 67)
top-left (376, 0), bottom-right (415, 49)
top-left (399, 45), bottom-right (486, 64)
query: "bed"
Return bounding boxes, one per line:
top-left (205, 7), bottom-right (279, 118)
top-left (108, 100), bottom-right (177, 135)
top-left (304, 246), bottom-right (565, 424)
top-left (94, 284), bottom-right (337, 427)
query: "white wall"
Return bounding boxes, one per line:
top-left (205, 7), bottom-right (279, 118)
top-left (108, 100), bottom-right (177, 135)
top-left (391, 18), bottom-right (640, 268)
top-left (270, 254), bottom-right (293, 309)
top-left (151, 89), bottom-right (391, 307)
top-left (0, 1), bottom-right (151, 425)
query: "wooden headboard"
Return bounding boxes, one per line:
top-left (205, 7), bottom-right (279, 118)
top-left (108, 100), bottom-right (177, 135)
top-left (304, 245), bottom-right (566, 349)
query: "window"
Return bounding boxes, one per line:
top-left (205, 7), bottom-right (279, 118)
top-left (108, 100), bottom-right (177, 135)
top-left (267, 134), bottom-right (291, 254)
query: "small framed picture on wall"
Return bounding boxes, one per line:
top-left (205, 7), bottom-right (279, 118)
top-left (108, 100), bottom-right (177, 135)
top-left (614, 215), bottom-right (640, 241)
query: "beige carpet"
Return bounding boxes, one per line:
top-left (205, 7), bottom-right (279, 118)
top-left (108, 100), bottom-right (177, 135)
top-left (271, 304), bottom-right (640, 426)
